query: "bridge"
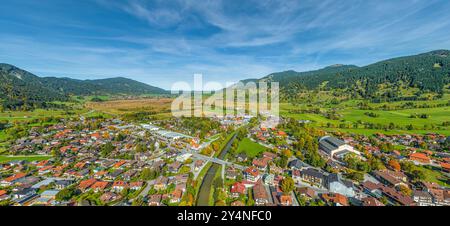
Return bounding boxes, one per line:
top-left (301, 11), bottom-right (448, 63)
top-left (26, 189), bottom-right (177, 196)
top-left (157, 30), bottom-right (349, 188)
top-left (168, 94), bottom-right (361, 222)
top-left (181, 150), bottom-right (246, 170)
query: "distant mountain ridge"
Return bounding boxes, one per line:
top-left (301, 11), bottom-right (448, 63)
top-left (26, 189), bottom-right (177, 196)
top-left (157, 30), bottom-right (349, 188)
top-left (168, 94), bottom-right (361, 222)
top-left (0, 63), bottom-right (168, 110)
top-left (244, 50), bottom-right (450, 101)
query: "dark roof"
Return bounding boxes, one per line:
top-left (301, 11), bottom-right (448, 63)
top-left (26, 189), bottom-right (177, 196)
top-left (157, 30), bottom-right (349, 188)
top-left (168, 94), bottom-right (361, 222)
top-left (301, 168), bottom-right (324, 179)
top-left (288, 159), bottom-right (305, 169)
top-left (319, 136), bottom-right (345, 152)
top-left (413, 190), bottom-right (432, 198)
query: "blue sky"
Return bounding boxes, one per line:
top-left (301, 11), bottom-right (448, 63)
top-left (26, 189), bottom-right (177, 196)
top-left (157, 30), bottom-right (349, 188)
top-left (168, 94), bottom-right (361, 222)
top-left (1, 0), bottom-right (450, 90)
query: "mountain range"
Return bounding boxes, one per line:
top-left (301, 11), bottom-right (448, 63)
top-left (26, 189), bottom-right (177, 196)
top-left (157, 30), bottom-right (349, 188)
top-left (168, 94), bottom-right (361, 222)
top-left (0, 63), bottom-right (168, 110)
top-left (245, 50), bottom-right (450, 102)
top-left (1, 50), bottom-right (450, 110)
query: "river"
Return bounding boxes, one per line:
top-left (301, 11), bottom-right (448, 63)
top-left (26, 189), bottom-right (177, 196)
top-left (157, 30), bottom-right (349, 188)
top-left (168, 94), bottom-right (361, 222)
top-left (196, 134), bottom-right (236, 206)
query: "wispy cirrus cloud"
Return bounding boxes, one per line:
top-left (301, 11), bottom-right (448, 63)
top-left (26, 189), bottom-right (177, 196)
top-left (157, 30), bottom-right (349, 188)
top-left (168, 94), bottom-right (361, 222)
top-left (0, 0), bottom-right (450, 90)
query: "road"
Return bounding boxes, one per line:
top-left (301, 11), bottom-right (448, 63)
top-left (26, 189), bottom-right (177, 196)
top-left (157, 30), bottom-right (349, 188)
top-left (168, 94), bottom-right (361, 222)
top-left (129, 179), bottom-right (156, 203)
top-left (182, 150), bottom-right (246, 170)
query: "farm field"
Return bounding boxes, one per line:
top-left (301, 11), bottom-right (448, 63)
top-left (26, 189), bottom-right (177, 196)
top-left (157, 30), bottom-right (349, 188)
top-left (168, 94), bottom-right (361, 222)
top-left (236, 138), bottom-right (268, 158)
top-left (280, 101), bottom-right (450, 135)
top-left (418, 166), bottom-right (450, 188)
top-left (85, 98), bottom-right (173, 115)
top-left (0, 108), bottom-right (88, 122)
top-left (0, 155), bottom-right (52, 164)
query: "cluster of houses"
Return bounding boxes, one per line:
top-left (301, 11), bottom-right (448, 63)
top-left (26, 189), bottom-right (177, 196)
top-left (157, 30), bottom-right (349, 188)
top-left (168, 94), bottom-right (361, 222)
top-left (1, 114), bottom-right (449, 207)
top-left (0, 117), bottom-right (217, 206)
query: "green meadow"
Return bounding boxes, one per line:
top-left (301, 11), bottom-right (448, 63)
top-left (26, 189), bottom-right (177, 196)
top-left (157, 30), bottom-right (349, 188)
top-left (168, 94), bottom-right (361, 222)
top-left (236, 138), bottom-right (268, 158)
top-left (0, 155), bottom-right (52, 164)
top-left (280, 97), bottom-right (450, 135)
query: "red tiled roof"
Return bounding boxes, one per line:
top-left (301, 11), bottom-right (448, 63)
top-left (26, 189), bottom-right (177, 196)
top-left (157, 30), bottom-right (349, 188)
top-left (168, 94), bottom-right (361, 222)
top-left (244, 167), bottom-right (259, 177)
top-left (91, 181), bottom-right (109, 190)
top-left (230, 182), bottom-right (246, 194)
top-left (410, 152), bottom-right (430, 163)
top-left (113, 181), bottom-right (128, 187)
top-left (3, 172), bottom-right (26, 182)
top-left (79, 178), bottom-right (97, 190)
top-left (440, 162), bottom-right (450, 171)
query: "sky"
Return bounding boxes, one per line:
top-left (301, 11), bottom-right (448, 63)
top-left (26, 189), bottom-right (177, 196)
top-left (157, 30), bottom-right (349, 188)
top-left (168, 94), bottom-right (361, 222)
top-left (1, 0), bottom-right (450, 90)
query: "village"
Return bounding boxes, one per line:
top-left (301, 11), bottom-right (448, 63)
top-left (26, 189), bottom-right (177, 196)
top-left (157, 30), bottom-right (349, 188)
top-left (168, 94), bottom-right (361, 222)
top-left (0, 114), bottom-right (449, 207)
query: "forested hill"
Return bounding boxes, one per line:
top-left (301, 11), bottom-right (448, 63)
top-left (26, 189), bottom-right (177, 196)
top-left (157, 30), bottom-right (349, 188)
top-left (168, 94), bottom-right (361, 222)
top-left (0, 63), bottom-right (168, 110)
top-left (255, 50), bottom-right (450, 101)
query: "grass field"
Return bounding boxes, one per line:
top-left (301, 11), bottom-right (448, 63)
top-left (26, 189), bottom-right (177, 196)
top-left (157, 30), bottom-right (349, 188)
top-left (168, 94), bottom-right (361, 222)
top-left (236, 138), bottom-right (268, 158)
top-left (0, 155), bottom-right (52, 164)
top-left (280, 100), bottom-right (450, 135)
top-left (0, 108), bottom-right (89, 122)
top-left (419, 166), bottom-right (450, 188)
top-left (85, 98), bottom-right (173, 115)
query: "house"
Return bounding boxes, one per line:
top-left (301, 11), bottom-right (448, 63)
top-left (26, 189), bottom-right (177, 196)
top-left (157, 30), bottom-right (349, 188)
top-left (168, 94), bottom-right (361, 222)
top-left (1, 172), bottom-right (27, 186)
top-left (194, 160), bottom-right (204, 172)
top-left (319, 136), bottom-right (360, 158)
top-left (378, 185), bottom-right (416, 206)
top-left (168, 161), bottom-right (182, 174)
top-left (230, 182), bottom-right (246, 198)
top-left (244, 167), bottom-right (260, 183)
top-left (269, 164), bottom-right (283, 175)
top-left (122, 170), bottom-right (137, 181)
top-left (78, 178), bottom-right (97, 191)
top-left (106, 169), bottom-right (124, 180)
top-left (154, 176), bottom-right (169, 190)
top-left (148, 194), bottom-right (162, 206)
top-left (288, 159), bottom-right (306, 170)
top-left (321, 193), bottom-right (349, 206)
top-left (40, 189), bottom-right (58, 200)
top-left (252, 181), bottom-right (269, 206)
top-left (231, 200), bottom-right (245, 206)
top-left (13, 188), bottom-right (36, 200)
top-left (279, 194), bottom-right (292, 206)
top-left (113, 160), bottom-right (127, 169)
top-left (0, 190), bottom-right (9, 201)
top-left (421, 182), bottom-right (450, 206)
top-left (373, 170), bottom-right (408, 187)
top-left (91, 181), bottom-right (109, 192)
top-left (412, 190), bottom-right (434, 206)
top-left (225, 167), bottom-right (238, 180)
top-left (262, 152), bottom-right (277, 160)
top-left (130, 181), bottom-right (143, 191)
top-left (100, 192), bottom-right (121, 203)
top-left (361, 197), bottom-right (384, 206)
top-left (326, 173), bottom-right (355, 197)
top-left (409, 152), bottom-right (431, 164)
top-left (175, 174), bottom-right (189, 184)
top-left (38, 165), bottom-right (53, 175)
top-left (263, 174), bottom-right (275, 186)
top-left (55, 180), bottom-right (73, 190)
top-left (169, 189), bottom-right (183, 203)
top-left (440, 162), bottom-right (450, 172)
top-left (236, 153), bottom-right (248, 162)
top-left (300, 168), bottom-right (325, 187)
top-left (296, 187), bottom-right (316, 199)
top-left (252, 157), bottom-right (270, 171)
top-left (112, 181), bottom-right (128, 192)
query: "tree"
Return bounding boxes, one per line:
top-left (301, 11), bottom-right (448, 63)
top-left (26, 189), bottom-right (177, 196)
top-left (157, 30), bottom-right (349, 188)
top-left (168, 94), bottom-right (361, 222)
top-left (100, 142), bottom-right (114, 157)
top-left (56, 187), bottom-right (78, 201)
top-left (280, 177), bottom-right (295, 194)
top-left (282, 149), bottom-right (293, 159)
top-left (388, 159), bottom-right (401, 171)
top-left (411, 169), bottom-right (426, 181)
top-left (397, 184), bottom-right (412, 196)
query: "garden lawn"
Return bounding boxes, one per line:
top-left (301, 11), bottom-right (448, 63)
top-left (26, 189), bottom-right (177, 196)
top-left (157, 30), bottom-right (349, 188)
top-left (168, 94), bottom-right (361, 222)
top-left (236, 138), bottom-right (268, 158)
top-left (0, 155), bottom-right (52, 164)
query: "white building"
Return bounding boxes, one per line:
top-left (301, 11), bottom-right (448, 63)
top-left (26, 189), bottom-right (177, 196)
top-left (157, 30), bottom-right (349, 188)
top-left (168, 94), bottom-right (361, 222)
top-left (319, 136), bottom-right (360, 158)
